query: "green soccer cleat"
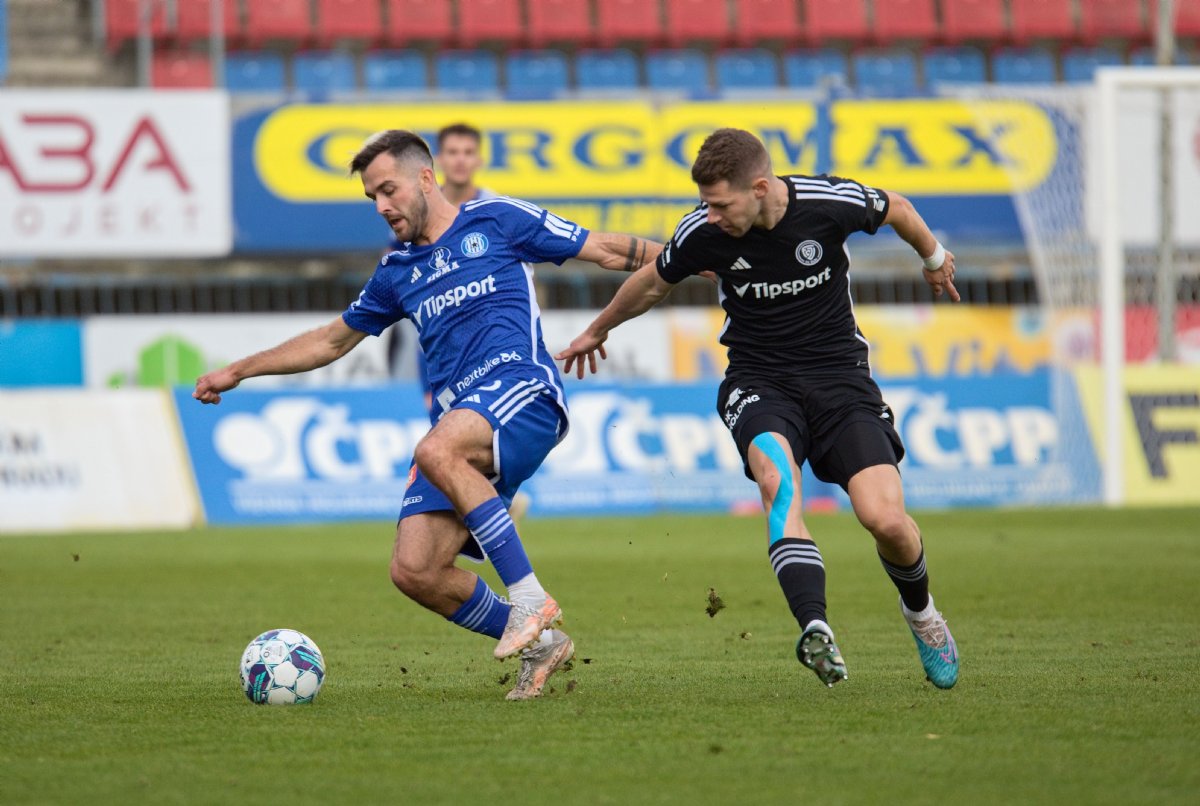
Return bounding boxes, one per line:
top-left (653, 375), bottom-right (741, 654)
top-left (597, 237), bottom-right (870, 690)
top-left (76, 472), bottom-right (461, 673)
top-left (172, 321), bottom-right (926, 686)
top-left (901, 597), bottom-right (959, 689)
top-left (796, 627), bottom-right (848, 688)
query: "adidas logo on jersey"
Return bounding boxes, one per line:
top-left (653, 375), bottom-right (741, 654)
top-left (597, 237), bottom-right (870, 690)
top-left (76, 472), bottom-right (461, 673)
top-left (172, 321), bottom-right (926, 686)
top-left (729, 257), bottom-right (751, 271)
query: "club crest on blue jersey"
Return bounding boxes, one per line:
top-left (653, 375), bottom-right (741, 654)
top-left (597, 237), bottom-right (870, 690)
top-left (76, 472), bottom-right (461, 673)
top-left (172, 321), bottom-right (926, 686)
top-left (461, 232), bottom-right (490, 258)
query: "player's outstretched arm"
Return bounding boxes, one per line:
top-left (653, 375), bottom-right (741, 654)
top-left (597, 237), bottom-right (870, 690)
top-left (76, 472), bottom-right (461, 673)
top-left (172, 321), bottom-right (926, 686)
top-left (556, 262), bottom-right (676, 379)
top-left (882, 190), bottom-right (960, 302)
top-left (575, 231), bottom-right (664, 273)
top-left (193, 316), bottom-right (367, 405)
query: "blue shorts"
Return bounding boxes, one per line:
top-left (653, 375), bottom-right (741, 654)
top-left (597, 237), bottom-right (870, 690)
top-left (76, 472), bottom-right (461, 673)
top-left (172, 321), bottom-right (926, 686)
top-left (398, 378), bottom-right (567, 559)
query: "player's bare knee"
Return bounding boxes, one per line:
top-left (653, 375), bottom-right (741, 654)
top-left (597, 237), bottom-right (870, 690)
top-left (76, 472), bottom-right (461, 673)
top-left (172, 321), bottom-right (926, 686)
top-left (860, 506), bottom-right (912, 548)
top-left (412, 437), bottom-right (451, 482)
top-left (389, 555), bottom-right (437, 603)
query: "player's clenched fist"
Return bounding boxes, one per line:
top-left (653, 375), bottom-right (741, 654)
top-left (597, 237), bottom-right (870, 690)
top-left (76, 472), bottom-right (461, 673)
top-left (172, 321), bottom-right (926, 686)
top-left (193, 367), bottom-right (239, 405)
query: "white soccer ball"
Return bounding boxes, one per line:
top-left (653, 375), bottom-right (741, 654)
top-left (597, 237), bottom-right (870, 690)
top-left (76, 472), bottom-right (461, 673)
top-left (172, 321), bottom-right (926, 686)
top-left (239, 629), bottom-right (325, 705)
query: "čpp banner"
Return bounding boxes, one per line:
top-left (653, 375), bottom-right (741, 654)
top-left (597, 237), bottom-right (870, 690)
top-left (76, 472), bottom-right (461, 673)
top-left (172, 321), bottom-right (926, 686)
top-left (172, 371), bottom-right (1100, 526)
top-left (0, 90), bottom-right (231, 257)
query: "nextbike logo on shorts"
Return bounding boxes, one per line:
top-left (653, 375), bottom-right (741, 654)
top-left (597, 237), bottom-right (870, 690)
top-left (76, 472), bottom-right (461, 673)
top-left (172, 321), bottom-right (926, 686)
top-left (734, 266), bottom-right (832, 300)
top-left (413, 274), bottom-right (497, 326)
top-left (455, 350), bottom-right (522, 393)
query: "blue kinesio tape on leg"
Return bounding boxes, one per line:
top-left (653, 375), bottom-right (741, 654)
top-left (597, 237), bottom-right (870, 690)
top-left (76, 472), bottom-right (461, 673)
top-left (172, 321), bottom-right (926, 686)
top-left (752, 433), bottom-right (793, 546)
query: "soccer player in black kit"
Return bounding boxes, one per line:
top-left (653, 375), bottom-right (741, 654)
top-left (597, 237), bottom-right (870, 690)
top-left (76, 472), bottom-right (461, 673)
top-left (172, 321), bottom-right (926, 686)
top-left (558, 128), bottom-right (961, 689)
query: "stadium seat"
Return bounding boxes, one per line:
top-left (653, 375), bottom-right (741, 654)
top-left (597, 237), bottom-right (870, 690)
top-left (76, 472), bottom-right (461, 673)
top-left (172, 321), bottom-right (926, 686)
top-left (314, 0), bottom-right (384, 47)
top-left (783, 48), bottom-right (848, 89)
top-left (596, 0), bottom-right (665, 48)
top-left (1062, 46), bottom-right (1124, 82)
top-left (939, 0), bottom-right (1007, 44)
top-left (363, 50), bottom-right (428, 92)
top-left (870, 0), bottom-right (937, 44)
top-left (992, 47), bottom-right (1057, 83)
top-left (1151, 0), bottom-right (1200, 37)
top-left (435, 50), bottom-right (500, 94)
top-left (457, 0), bottom-right (523, 48)
top-left (173, 0), bottom-right (240, 45)
top-left (714, 48), bottom-right (778, 90)
top-left (923, 47), bottom-right (987, 86)
top-left (225, 50), bottom-right (288, 92)
top-left (505, 50), bottom-right (570, 98)
top-left (576, 48), bottom-right (641, 90)
top-left (1080, 0), bottom-right (1148, 43)
top-left (385, 0), bottom-right (454, 46)
top-left (527, 0), bottom-right (594, 48)
top-left (664, 0), bottom-right (730, 48)
top-left (732, 0), bottom-right (802, 47)
top-left (1130, 46), bottom-right (1192, 65)
top-left (645, 49), bottom-right (711, 95)
top-left (151, 51), bottom-right (213, 87)
top-left (852, 50), bottom-right (920, 96)
top-left (244, 0), bottom-right (313, 48)
top-left (105, 0), bottom-right (169, 51)
top-left (293, 51), bottom-right (358, 95)
top-left (801, 0), bottom-right (869, 47)
top-left (1009, 0), bottom-right (1077, 45)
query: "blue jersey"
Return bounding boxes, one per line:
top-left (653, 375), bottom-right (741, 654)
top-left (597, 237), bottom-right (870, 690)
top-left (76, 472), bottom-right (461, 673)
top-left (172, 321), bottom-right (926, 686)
top-left (344, 196), bottom-right (588, 421)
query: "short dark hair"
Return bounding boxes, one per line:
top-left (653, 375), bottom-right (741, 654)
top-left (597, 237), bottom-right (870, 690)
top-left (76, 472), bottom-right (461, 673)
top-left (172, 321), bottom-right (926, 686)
top-left (437, 123), bottom-right (483, 148)
top-left (348, 130), bottom-right (433, 175)
top-left (691, 128), bottom-right (771, 188)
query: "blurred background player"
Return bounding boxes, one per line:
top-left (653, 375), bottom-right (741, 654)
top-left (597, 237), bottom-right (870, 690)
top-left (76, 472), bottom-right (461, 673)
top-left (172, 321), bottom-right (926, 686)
top-left (195, 130), bottom-right (659, 700)
top-left (558, 128), bottom-right (960, 690)
top-left (434, 123), bottom-right (496, 207)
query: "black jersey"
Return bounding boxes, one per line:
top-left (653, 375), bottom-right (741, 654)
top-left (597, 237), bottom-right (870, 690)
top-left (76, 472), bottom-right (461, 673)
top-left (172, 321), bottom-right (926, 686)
top-left (656, 174), bottom-right (889, 377)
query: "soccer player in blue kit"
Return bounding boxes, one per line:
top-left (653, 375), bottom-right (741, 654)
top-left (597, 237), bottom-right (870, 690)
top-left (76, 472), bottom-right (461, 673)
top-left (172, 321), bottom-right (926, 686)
top-left (194, 130), bottom-right (661, 700)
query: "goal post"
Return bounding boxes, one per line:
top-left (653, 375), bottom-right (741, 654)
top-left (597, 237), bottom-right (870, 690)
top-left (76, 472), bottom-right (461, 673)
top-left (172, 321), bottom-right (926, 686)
top-left (952, 67), bottom-right (1200, 507)
top-left (1096, 67), bottom-right (1200, 504)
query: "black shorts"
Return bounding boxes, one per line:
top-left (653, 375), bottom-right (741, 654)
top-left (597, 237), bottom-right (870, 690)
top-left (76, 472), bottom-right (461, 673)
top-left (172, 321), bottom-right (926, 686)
top-left (716, 370), bottom-right (905, 490)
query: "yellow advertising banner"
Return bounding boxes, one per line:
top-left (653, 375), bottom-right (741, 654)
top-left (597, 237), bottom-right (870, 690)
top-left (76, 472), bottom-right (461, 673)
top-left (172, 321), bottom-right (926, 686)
top-left (668, 305), bottom-right (1055, 380)
top-left (252, 99), bottom-right (1056, 203)
top-left (1075, 366), bottom-right (1200, 506)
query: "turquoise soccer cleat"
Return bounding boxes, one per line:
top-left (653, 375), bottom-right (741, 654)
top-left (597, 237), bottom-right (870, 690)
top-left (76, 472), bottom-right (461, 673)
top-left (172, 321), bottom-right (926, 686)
top-left (901, 597), bottom-right (959, 689)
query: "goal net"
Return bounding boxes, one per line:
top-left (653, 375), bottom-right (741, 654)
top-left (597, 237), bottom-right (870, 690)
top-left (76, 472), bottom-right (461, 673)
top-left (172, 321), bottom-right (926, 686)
top-left (955, 67), bottom-right (1200, 505)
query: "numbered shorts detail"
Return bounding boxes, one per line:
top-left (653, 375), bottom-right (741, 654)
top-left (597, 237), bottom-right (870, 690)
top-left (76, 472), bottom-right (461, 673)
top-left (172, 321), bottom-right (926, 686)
top-left (717, 371), bottom-right (905, 489)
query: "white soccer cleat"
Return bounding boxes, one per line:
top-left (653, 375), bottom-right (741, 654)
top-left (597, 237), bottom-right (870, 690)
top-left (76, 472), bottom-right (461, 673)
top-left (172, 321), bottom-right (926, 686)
top-left (494, 594), bottom-right (562, 659)
top-left (506, 629), bottom-right (575, 701)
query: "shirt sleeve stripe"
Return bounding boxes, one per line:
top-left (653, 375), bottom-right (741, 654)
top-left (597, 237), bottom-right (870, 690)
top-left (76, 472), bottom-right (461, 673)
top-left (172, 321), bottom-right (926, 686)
top-left (794, 192), bottom-right (866, 207)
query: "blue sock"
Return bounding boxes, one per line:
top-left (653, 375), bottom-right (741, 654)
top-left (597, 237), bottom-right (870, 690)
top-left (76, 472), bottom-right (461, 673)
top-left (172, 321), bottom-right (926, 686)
top-left (448, 576), bottom-right (511, 639)
top-left (464, 497), bottom-right (533, 586)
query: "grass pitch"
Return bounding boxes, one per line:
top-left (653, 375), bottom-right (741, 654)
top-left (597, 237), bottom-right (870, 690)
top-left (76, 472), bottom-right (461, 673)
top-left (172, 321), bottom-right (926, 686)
top-left (2, 508), bottom-right (1198, 805)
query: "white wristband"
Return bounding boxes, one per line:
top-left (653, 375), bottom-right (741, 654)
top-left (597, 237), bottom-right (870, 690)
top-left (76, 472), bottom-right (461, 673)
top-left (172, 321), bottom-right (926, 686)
top-left (922, 242), bottom-right (946, 271)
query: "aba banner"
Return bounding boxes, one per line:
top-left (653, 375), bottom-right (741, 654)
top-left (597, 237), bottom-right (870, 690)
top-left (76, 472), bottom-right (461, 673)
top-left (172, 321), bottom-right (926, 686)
top-left (174, 385), bottom-right (431, 524)
top-left (231, 98), bottom-right (1056, 251)
top-left (0, 90), bottom-right (231, 257)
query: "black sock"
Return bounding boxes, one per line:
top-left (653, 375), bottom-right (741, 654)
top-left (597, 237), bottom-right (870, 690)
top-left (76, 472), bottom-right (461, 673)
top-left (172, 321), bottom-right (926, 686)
top-left (769, 538), bottom-right (827, 630)
top-left (879, 550), bottom-right (930, 612)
